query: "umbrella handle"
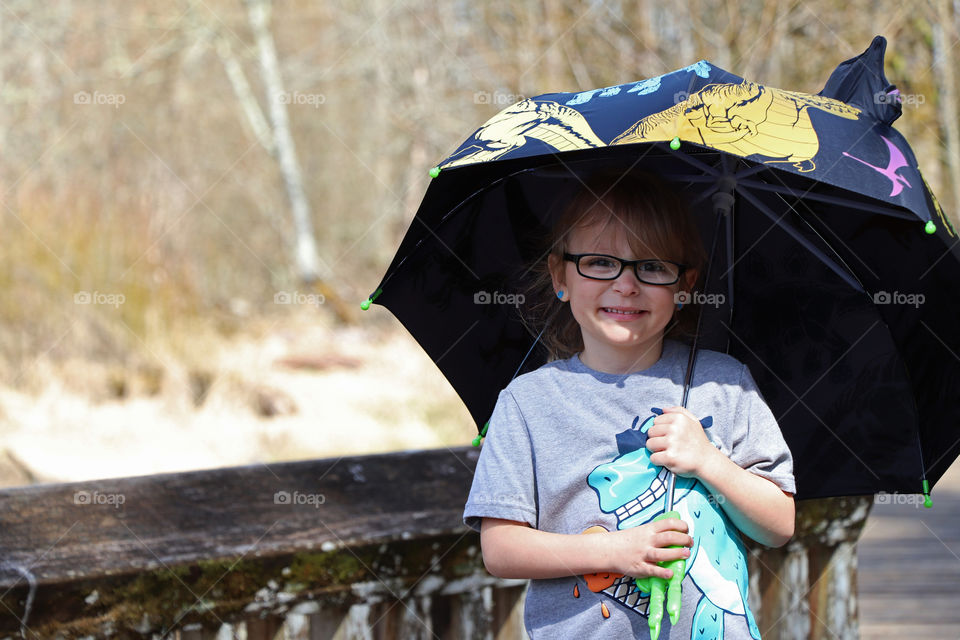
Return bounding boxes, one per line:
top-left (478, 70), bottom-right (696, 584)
top-left (636, 510), bottom-right (685, 640)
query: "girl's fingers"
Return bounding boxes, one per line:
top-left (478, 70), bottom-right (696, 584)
top-left (653, 518), bottom-right (688, 533)
top-left (649, 546), bottom-right (689, 564)
top-left (640, 561), bottom-right (675, 580)
top-left (659, 532), bottom-right (694, 548)
top-left (645, 435), bottom-right (665, 451)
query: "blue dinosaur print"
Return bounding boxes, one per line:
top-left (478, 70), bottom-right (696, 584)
top-left (565, 84), bottom-right (625, 106)
top-left (565, 61), bottom-right (713, 106)
top-left (583, 411), bottom-right (761, 639)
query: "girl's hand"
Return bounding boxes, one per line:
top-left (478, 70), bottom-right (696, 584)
top-left (645, 406), bottom-right (719, 477)
top-left (604, 518), bottom-right (692, 579)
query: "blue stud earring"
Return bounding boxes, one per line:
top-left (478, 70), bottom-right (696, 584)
top-left (557, 290), bottom-right (565, 300)
top-left (676, 301), bottom-right (684, 310)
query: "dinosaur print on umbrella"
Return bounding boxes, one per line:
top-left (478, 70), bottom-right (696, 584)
top-left (841, 135), bottom-right (912, 196)
top-left (438, 99), bottom-right (604, 168)
top-left (436, 78), bottom-right (862, 174)
top-left (612, 81), bottom-right (861, 172)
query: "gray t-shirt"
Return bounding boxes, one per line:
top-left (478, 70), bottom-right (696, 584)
top-left (463, 338), bottom-right (795, 639)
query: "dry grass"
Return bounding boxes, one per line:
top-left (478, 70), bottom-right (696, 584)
top-left (0, 310), bottom-right (476, 487)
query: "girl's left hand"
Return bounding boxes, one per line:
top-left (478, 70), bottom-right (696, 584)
top-left (645, 406), bottom-right (718, 477)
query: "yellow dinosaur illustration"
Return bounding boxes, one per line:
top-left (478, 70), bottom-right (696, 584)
top-left (439, 99), bottom-right (605, 169)
top-left (612, 82), bottom-right (861, 172)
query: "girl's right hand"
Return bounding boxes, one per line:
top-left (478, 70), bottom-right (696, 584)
top-left (604, 518), bottom-right (693, 579)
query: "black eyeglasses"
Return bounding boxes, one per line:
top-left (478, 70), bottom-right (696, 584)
top-left (563, 253), bottom-right (687, 285)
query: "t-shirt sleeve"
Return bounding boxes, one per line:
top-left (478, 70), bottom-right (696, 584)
top-left (726, 364), bottom-right (797, 495)
top-left (462, 388), bottom-right (538, 532)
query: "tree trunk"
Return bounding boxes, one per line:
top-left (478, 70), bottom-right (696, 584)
top-left (933, 0), bottom-right (960, 215)
top-left (245, 0), bottom-right (323, 284)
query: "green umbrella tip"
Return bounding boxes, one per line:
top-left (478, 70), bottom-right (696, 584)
top-left (924, 220), bottom-right (936, 234)
top-left (429, 166), bottom-right (441, 178)
top-left (923, 479), bottom-right (933, 508)
top-left (361, 287), bottom-right (383, 310)
top-left (473, 420), bottom-right (490, 446)
top-left (669, 137), bottom-right (681, 151)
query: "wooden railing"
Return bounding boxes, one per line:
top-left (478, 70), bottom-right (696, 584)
top-left (0, 446), bottom-right (870, 639)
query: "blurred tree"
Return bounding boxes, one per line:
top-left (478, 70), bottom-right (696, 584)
top-left (0, 0), bottom-right (953, 382)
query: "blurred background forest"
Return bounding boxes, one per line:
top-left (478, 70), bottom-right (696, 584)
top-left (1, 0), bottom-right (958, 486)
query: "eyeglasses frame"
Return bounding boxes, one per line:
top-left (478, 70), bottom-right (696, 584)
top-left (562, 252), bottom-right (688, 286)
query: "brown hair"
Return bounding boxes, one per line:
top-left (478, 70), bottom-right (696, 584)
top-left (519, 170), bottom-right (707, 361)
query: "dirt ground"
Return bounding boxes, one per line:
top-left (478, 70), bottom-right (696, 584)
top-left (0, 316), bottom-right (476, 487)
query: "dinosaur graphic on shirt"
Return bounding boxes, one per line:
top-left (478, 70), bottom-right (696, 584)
top-left (575, 412), bottom-right (761, 639)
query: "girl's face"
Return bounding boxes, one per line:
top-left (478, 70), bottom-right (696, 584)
top-left (550, 217), bottom-right (697, 373)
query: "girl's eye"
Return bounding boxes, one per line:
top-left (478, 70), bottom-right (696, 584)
top-left (584, 257), bottom-right (617, 269)
top-left (640, 261), bottom-right (668, 272)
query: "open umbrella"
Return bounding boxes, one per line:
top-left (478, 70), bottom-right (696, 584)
top-left (366, 35), bottom-right (960, 638)
top-left (366, 35), bottom-right (960, 503)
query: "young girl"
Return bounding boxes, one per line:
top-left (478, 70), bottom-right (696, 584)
top-left (463, 171), bottom-right (796, 639)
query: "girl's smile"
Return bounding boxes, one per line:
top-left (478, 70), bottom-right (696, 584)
top-left (600, 306), bottom-right (649, 320)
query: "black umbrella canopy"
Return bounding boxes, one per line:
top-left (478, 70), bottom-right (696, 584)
top-left (368, 39), bottom-right (960, 500)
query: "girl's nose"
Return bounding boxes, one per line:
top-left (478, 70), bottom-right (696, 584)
top-left (611, 267), bottom-right (642, 293)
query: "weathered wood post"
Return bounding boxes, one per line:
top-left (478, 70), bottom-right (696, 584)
top-left (748, 495), bottom-right (873, 639)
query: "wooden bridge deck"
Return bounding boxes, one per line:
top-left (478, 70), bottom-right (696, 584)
top-left (858, 459), bottom-right (960, 639)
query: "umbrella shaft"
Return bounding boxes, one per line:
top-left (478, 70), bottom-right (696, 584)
top-left (665, 472), bottom-right (676, 512)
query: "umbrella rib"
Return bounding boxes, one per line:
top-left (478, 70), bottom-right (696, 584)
top-left (690, 184), bottom-right (721, 206)
top-left (656, 146), bottom-right (723, 177)
top-left (730, 163), bottom-right (778, 180)
top-left (378, 147), bottom-right (727, 292)
top-left (773, 191), bottom-right (877, 284)
top-left (736, 179), bottom-right (917, 220)
top-left (375, 173), bottom-right (526, 293)
top-left (917, 320), bottom-right (960, 475)
top-left (378, 149), bottom-right (673, 291)
top-left (508, 308), bottom-right (560, 383)
top-left (660, 174), bottom-right (723, 184)
top-left (735, 187), bottom-right (864, 292)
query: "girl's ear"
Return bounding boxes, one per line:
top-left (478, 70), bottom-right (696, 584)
top-left (682, 268), bottom-right (700, 294)
top-left (548, 253), bottom-right (565, 294)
